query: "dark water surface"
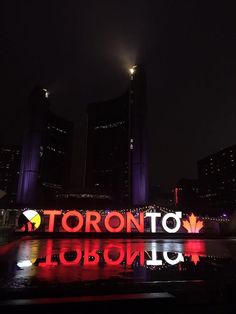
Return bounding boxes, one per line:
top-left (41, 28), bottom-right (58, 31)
top-left (0, 237), bottom-right (236, 303)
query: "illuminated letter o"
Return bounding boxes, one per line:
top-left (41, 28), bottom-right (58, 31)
top-left (104, 212), bottom-right (125, 233)
top-left (162, 212), bottom-right (182, 233)
top-left (62, 210), bottom-right (83, 232)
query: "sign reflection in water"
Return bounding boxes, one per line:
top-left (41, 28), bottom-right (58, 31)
top-left (12, 239), bottom-right (213, 284)
top-left (0, 238), bottom-right (233, 300)
top-left (0, 238), bottom-right (233, 290)
top-left (36, 241), bottom-right (185, 267)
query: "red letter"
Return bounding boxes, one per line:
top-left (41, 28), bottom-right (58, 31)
top-left (43, 210), bottom-right (62, 232)
top-left (126, 212), bottom-right (144, 233)
top-left (61, 210), bottom-right (83, 232)
top-left (104, 211), bottom-right (125, 233)
top-left (84, 249), bottom-right (100, 265)
top-left (39, 240), bottom-right (58, 267)
top-left (126, 243), bottom-right (144, 266)
top-left (104, 245), bottom-right (125, 265)
top-left (85, 211), bottom-right (101, 232)
top-left (59, 249), bottom-right (82, 266)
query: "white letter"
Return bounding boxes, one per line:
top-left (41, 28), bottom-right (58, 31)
top-left (146, 249), bottom-right (162, 266)
top-left (162, 212), bottom-right (182, 233)
top-left (145, 213), bottom-right (161, 233)
top-left (163, 252), bottom-right (184, 265)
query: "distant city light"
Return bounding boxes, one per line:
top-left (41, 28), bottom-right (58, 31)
top-left (129, 65), bottom-right (137, 76)
top-left (43, 88), bottom-right (49, 98)
top-left (129, 68), bottom-right (135, 75)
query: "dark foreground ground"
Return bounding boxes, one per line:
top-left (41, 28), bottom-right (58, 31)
top-left (0, 236), bottom-right (236, 313)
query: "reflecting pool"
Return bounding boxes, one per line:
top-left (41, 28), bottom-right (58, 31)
top-left (0, 238), bottom-right (236, 302)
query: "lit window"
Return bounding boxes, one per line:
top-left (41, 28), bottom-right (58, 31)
top-left (94, 121), bottom-right (125, 130)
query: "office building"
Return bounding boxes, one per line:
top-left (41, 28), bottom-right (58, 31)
top-left (40, 113), bottom-right (73, 200)
top-left (86, 65), bottom-right (148, 206)
top-left (198, 144), bottom-right (236, 210)
top-left (0, 145), bottom-right (21, 203)
top-left (86, 93), bottom-right (129, 204)
top-left (17, 86), bottom-right (73, 205)
top-left (174, 178), bottom-right (199, 210)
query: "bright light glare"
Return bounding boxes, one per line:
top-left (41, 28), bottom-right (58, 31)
top-left (43, 88), bottom-right (49, 98)
top-left (17, 260), bottom-right (32, 268)
top-left (129, 68), bottom-right (135, 75)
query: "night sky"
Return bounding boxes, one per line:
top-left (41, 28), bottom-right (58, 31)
top-left (1, 1), bottom-right (236, 191)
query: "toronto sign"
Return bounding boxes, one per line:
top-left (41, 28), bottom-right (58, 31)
top-left (18, 209), bottom-right (204, 234)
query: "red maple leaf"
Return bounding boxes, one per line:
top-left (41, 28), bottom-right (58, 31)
top-left (182, 213), bottom-right (204, 233)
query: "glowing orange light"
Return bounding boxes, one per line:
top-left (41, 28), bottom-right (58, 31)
top-left (191, 254), bottom-right (200, 265)
top-left (182, 213), bottom-right (204, 233)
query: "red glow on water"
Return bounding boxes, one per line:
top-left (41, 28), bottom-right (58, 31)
top-left (38, 239), bottom-right (58, 267)
top-left (103, 244), bottom-right (125, 265)
top-left (60, 249), bottom-right (82, 266)
top-left (30, 239), bottom-right (146, 282)
top-left (184, 240), bottom-right (206, 265)
top-left (84, 249), bottom-right (100, 265)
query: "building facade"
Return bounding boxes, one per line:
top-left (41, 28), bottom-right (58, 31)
top-left (39, 113), bottom-right (73, 201)
top-left (86, 93), bottom-right (129, 204)
top-left (198, 145), bottom-right (236, 210)
top-left (86, 65), bottom-right (148, 206)
top-left (129, 65), bottom-right (149, 205)
top-left (174, 178), bottom-right (199, 210)
top-left (0, 145), bottom-right (21, 203)
top-left (17, 87), bottom-right (73, 205)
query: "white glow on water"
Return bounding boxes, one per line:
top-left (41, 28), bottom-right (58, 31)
top-left (17, 260), bottom-right (32, 268)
